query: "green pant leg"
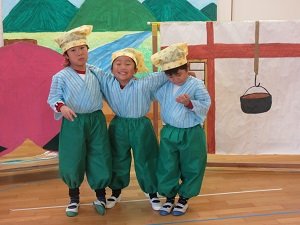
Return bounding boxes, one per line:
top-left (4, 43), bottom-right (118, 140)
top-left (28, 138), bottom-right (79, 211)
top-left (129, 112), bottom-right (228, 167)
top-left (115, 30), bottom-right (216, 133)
top-left (157, 126), bottom-right (181, 198)
top-left (178, 125), bottom-right (207, 198)
top-left (59, 117), bottom-right (86, 189)
top-left (130, 117), bottom-right (159, 193)
top-left (85, 111), bottom-right (112, 190)
top-left (108, 117), bottom-right (132, 190)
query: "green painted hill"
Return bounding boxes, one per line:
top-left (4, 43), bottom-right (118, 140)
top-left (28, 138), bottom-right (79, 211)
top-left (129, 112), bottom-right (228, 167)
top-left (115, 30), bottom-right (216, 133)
top-left (3, 0), bottom-right (78, 32)
top-left (201, 3), bottom-right (217, 21)
top-left (67, 0), bottom-right (156, 31)
top-left (143, 0), bottom-right (210, 21)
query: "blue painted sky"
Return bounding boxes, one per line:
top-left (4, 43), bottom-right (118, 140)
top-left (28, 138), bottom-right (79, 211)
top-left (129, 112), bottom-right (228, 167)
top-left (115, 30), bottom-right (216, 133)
top-left (2, 0), bottom-right (216, 19)
top-left (138, 0), bottom-right (217, 10)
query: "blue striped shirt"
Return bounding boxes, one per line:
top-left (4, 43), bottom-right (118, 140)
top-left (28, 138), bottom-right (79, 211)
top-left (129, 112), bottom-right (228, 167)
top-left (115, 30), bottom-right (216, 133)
top-left (155, 76), bottom-right (211, 128)
top-left (90, 66), bottom-right (167, 118)
top-left (47, 65), bottom-right (103, 120)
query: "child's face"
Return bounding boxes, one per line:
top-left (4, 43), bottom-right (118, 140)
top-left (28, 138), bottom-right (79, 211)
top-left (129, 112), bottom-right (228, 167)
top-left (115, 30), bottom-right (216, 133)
top-left (167, 69), bottom-right (189, 86)
top-left (65, 45), bottom-right (88, 70)
top-left (112, 56), bottom-right (137, 85)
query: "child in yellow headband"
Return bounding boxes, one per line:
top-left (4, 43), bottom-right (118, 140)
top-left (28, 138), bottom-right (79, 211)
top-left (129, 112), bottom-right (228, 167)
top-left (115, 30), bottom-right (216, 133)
top-left (90, 47), bottom-right (167, 211)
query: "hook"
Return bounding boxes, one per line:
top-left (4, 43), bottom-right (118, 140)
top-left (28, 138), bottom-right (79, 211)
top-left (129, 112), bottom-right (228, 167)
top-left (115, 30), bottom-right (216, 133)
top-left (254, 73), bottom-right (260, 87)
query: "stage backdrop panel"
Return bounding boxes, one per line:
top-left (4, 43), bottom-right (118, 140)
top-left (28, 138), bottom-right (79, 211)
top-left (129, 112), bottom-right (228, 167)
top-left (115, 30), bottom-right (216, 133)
top-left (159, 20), bottom-right (300, 155)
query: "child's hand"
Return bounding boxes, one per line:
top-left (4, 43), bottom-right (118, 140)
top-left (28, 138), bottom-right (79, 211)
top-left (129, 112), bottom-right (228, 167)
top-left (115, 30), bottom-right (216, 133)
top-left (176, 94), bottom-right (191, 106)
top-left (60, 105), bottom-right (77, 121)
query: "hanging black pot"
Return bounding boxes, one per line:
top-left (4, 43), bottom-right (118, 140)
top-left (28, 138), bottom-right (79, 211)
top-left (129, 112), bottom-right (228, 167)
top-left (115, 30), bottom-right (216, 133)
top-left (240, 21), bottom-right (272, 114)
top-left (240, 85), bottom-right (272, 114)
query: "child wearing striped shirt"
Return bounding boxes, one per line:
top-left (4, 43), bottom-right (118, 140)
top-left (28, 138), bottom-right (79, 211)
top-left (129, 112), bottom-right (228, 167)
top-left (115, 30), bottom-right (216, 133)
top-left (151, 43), bottom-right (211, 216)
top-left (47, 25), bottom-right (111, 217)
top-left (90, 48), bottom-right (167, 211)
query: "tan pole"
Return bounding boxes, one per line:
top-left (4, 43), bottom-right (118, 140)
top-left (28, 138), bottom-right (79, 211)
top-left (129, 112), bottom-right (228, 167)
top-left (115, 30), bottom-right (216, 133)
top-left (149, 22), bottom-right (159, 136)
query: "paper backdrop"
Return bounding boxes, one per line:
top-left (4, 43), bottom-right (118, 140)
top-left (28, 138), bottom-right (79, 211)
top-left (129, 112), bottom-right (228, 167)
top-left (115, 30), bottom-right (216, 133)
top-left (160, 21), bottom-right (300, 155)
top-left (0, 0), bottom-right (217, 157)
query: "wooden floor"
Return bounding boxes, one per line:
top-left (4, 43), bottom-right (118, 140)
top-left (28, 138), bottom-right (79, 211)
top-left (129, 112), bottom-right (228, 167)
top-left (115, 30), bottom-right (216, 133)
top-left (1, 142), bottom-right (300, 224)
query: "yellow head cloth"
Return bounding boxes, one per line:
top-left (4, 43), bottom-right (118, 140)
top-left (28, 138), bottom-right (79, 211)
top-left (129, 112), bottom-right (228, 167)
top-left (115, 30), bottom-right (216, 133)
top-left (55, 25), bottom-right (93, 53)
top-left (151, 43), bottom-right (188, 71)
top-left (112, 48), bottom-right (149, 73)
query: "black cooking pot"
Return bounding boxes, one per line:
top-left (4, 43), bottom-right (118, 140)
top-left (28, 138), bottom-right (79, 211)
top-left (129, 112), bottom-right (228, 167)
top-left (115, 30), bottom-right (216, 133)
top-left (240, 85), bottom-right (272, 114)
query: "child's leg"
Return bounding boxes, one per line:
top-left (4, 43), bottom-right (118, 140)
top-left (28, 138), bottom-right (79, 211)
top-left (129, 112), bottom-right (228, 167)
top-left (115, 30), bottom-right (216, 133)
top-left (86, 110), bottom-right (112, 190)
top-left (156, 125), bottom-right (181, 199)
top-left (93, 188), bottom-right (106, 215)
top-left (59, 118), bottom-right (86, 189)
top-left (130, 117), bottom-right (161, 210)
top-left (85, 111), bottom-right (112, 215)
top-left (59, 117), bottom-right (86, 217)
top-left (107, 117), bottom-right (132, 208)
top-left (106, 189), bottom-right (122, 209)
top-left (174, 125), bottom-right (207, 216)
top-left (66, 188), bottom-right (80, 217)
top-left (178, 125), bottom-right (207, 198)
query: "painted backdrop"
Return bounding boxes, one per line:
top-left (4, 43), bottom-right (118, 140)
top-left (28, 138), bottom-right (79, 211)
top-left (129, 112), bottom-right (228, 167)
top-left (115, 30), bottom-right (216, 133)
top-left (0, 0), bottom-right (217, 157)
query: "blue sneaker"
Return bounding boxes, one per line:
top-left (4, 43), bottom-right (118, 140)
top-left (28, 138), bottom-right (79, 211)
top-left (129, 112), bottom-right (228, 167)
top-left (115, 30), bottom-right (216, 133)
top-left (172, 202), bottom-right (188, 216)
top-left (159, 202), bottom-right (174, 216)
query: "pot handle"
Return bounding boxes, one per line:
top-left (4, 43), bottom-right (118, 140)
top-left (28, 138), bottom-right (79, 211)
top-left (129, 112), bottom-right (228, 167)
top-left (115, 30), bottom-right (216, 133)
top-left (242, 85), bottom-right (271, 96)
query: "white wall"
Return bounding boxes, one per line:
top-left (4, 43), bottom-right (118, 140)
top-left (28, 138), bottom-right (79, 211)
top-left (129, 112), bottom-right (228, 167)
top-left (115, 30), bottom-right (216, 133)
top-left (218, 0), bottom-right (300, 21)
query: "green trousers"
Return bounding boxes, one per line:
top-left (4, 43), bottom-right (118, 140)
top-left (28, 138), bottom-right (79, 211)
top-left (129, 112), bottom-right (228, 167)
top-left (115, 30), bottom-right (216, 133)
top-left (108, 116), bottom-right (159, 194)
top-left (157, 124), bottom-right (207, 199)
top-left (59, 110), bottom-right (112, 190)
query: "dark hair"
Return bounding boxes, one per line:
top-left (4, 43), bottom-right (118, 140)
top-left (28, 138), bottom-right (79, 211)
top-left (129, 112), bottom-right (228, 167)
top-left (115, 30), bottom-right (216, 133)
top-left (165, 63), bottom-right (188, 76)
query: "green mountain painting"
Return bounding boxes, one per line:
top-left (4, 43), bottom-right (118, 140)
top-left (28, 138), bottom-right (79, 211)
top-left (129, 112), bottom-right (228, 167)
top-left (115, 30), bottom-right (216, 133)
top-left (201, 3), bottom-right (217, 21)
top-left (67, 0), bottom-right (156, 31)
top-left (3, 0), bottom-right (78, 32)
top-left (143, 0), bottom-right (211, 21)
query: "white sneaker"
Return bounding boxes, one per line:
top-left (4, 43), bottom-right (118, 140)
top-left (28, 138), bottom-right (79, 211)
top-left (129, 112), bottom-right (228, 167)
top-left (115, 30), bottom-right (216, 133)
top-left (66, 202), bottom-right (79, 217)
top-left (106, 195), bottom-right (121, 209)
top-left (149, 197), bottom-right (162, 211)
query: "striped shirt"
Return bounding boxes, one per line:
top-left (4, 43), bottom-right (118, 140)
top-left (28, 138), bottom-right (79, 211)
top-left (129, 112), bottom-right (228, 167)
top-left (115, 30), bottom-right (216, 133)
top-left (90, 66), bottom-right (167, 118)
top-left (155, 76), bottom-right (211, 128)
top-left (47, 65), bottom-right (103, 120)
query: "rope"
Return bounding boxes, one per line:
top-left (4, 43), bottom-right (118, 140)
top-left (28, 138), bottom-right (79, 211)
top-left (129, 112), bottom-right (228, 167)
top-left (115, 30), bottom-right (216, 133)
top-left (254, 21), bottom-right (260, 86)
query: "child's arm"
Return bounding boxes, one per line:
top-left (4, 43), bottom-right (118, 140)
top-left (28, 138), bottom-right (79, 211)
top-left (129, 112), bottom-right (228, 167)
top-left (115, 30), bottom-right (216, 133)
top-left (141, 71), bottom-right (168, 93)
top-left (177, 80), bottom-right (211, 117)
top-left (88, 65), bottom-right (114, 88)
top-left (176, 94), bottom-right (193, 108)
top-left (191, 80), bottom-right (211, 117)
top-left (47, 75), bottom-right (65, 120)
top-left (47, 75), bottom-right (77, 121)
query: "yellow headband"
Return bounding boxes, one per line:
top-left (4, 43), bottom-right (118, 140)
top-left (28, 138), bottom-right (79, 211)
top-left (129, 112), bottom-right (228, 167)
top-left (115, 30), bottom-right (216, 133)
top-left (55, 25), bottom-right (93, 53)
top-left (112, 48), bottom-right (148, 73)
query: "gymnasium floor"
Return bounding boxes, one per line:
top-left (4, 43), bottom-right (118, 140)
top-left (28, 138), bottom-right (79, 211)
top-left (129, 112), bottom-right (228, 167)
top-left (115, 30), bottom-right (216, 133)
top-left (1, 141), bottom-right (300, 225)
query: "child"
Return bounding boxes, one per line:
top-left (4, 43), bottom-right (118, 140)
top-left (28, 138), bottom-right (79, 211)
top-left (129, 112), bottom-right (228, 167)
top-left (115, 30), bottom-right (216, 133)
top-left (151, 43), bottom-right (211, 216)
top-left (90, 48), bottom-right (167, 211)
top-left (47, 25), bottom-right (111, 217)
